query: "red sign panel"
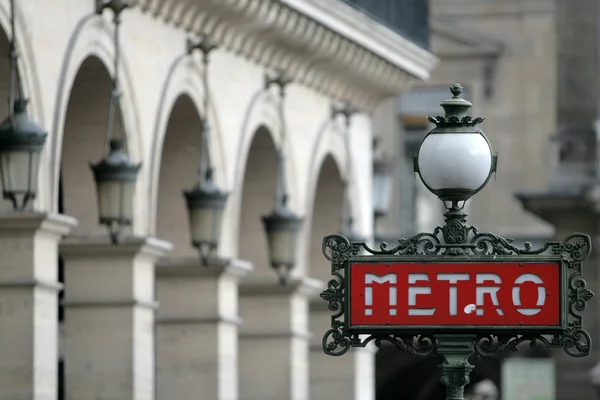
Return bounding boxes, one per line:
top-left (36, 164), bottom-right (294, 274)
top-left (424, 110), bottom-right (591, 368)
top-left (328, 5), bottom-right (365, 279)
top-left (350, 262), bottom-right (560, 327)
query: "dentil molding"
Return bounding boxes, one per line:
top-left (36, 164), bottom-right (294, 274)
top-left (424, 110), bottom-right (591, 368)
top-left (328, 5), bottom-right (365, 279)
top-left (132, 0), bottom-right (438, 110)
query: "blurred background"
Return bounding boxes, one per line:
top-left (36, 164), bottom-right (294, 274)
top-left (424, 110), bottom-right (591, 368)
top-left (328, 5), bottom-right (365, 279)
top-left (0, 0), bottom-right (596, 399)
top-left (371, 0), bottom-right (596, 398)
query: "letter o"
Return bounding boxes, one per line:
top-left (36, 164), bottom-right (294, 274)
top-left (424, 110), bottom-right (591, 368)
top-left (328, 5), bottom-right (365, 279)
top-left (512, 273), bottom-right (546, 316)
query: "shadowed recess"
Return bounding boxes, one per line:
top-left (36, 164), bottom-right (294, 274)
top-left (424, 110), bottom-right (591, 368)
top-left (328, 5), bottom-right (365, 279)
top-left (238, 126), bottom-right (278, 276)
top-left (0, 28), bottom-right (14, 213)
top-left (60, 56), bottom-right (122, 236)
top-left (156, 94), bottom-right (204, 256)
top-left (309, 154), bottom-right (345, 280)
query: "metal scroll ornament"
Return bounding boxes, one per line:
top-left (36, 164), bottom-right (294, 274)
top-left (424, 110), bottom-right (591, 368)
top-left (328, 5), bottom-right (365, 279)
top-left (319, 224), bottom-right (594, 359)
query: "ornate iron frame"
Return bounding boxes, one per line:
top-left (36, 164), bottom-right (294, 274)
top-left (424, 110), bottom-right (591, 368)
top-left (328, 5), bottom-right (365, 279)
top-left (320, 229), bottom-right (594, 360)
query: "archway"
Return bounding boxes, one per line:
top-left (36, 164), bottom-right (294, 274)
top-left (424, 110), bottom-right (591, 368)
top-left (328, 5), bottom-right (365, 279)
top-left (308, 154), bottom-right (348, 398)
top-left (0, 27), bottom-right (14, 213)
top-left (155, 94), bottom-right (204, 255)
top-left (59, 55), bottom-right (126, 236)
top-left (308, 154), bottom-right (345, 280)
top-left (57, 55), bottom-right (131, 400)
top-left (238, 126), bottom-right (279, 277)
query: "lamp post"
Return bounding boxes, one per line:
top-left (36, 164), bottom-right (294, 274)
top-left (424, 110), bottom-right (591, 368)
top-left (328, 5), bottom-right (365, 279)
top-left (319, 84), bottom-right (594, 400)
top-left (262, 72), bottom-right (303, 284)
top-left (184, 36), bottom-right (229, 262)
top-left (0, 0), bottom-right (47, 211)
top-left (90, 0), bottom-right (140, 243)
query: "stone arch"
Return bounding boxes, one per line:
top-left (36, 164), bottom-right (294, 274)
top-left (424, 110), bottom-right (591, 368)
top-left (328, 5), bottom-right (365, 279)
top-left (236, 125), bottom-right (281, 277)
top-left (306, 153), bottom-right (349, 399)
top-left (154, 93), bottom-right (209, 256)
top-left (50, 15), bottom-right (143, 229)
top-left (0, 1), bottom-right (46, 210)
top-left (304, 120), bottom-right (350, 217)
top-left (58, 55), bottom-right (138, 236)
top-left (297, 121), bottom-right (362, 277)
top-left (148, 56), bottom-right (228, 236)
top-left (306, 153), bottom-right (348, 281)
top-left (227, 90), bottom-right (299, 257)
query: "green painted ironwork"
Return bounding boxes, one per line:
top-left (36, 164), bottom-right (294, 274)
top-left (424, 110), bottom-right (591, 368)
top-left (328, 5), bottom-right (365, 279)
top-left (320, 224), bottom-right (593, 399)
top-left (321, 83), bottom-right (594, 398)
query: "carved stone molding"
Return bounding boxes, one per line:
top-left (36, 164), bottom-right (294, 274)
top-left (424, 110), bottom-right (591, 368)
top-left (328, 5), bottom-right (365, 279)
top-left (133, 0), bottom-right (438, 110)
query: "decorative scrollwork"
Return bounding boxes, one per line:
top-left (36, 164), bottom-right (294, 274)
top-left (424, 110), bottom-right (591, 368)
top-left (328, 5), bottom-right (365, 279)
top-left (473, 334), bottom-right (552, 359)
top-left (322, 234), bottom-right (359, 268)
top-left (338, 221), bottom-right (592, 260)
top-left (559, 328), bottom-right (592, 358)
top-left (427, 115), bottom-right (486, 127)
top-left (320, 229), bottom-right (594, 360)
top-left (322, 323), bottom-right (353, 356)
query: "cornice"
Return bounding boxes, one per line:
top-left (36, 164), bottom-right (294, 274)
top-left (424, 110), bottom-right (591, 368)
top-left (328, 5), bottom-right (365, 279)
top-left (132, 0), bottom-right (438, 110)
top-left (431, 0), bottom-right (554, 17)
top-left (431, 20), bottom-right (504, 60)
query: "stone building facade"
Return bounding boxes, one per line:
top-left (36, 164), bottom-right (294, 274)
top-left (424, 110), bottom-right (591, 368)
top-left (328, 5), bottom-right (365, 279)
top-left (375, 0), bottom-right (600, 398)
top-left (0, 0), bottom-right (437, 399)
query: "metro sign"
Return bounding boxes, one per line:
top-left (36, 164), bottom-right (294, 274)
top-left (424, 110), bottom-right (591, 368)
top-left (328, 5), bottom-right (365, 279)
top-left (349, 261), bottom-right (563, 332)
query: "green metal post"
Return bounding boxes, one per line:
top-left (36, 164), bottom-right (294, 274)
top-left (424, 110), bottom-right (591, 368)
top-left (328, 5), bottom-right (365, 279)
top-left (435, 334), bottom-right (476, 400)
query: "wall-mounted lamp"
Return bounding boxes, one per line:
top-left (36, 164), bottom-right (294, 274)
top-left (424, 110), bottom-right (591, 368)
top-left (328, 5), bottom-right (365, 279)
top-left (0, 0), bottom-right (48, 211)
top-left (183, 36), bottom-right (229, 263)
top-left (262, 71), bottom-right (303, 285)
top-left (90, 0), bottom-right (141, 244)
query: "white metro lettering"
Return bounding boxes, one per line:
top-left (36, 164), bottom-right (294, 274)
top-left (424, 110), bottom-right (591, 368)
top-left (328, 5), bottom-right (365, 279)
top-left (475, 274), bottom-right (504, 316)
top-left (437, 273), bottom-right (470, 316)
top-left (407, 273), bottom-right (436, 316)
top-left (361, 271), bottom-right (548, 318)
top-left (364, 273), bottom-right (397, 316)
top-left (512, 273), bottom-right (546, 316)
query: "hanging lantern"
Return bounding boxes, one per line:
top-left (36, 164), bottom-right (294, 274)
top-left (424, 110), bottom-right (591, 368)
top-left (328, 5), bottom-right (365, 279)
top-left (184, 169), bottom-right (228, 261)
top-left (89, 138), bottom-right (140, 243)
top-left (0, 99), bottom-right (47, 210)
top-left (372, 158), bottom-right (394, 218)
top-left (262, 199), bottom-right (304, 284)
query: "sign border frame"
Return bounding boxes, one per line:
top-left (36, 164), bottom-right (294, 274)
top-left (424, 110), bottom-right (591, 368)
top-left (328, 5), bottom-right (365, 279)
top-left (319, 232), bottom-right (594, 359)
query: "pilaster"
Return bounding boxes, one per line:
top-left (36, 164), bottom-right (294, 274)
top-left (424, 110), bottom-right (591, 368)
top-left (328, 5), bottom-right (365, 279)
top-left (60, 236), bottom-right (172, 400)
top-left (155, 256), bottom-right (252, 400)
top-left (517, 193), bottom-right (600, 399)
top-left (238, 277), bottom-right (322, 400)
top-left (309, 299), bottom-right (375, 400)
top-left (0, 212), bottom-right (76, 400)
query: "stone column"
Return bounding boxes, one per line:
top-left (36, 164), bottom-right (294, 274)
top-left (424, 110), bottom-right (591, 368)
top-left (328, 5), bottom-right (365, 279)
top-left (550, 0), bottom-right (600, 189)
top-left (155, 256), bottom-right (252, 400)
top-left (516, 196), bottom-right (600, 400)
top-left (238, 277), bottom-right (321, 400)
top-left (0, 212), bottom-right (76, 400)
top-left (309, 301), bottom-right (375, 400)
top-left (516, 0), bottom-right (600, 398)
top-left (60, 236), bottom-right (172, 400)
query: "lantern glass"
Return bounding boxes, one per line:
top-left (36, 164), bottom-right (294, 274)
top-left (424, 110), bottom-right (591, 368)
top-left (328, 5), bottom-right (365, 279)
top-left (188, 206), bottom-right (224, 248)
top-left (95, 180), bottom-right (135, 224)
top-left (373, 163), bottom-right (393, 217)
top-left (184, 180), bottom-right (228, 255)
top-left (417, 133), bottom-right (492, 192)
top-left (262, 209), bottom-right (303, 273)
top-left (0, 149), bottom-right (39, 196)
top-left (266, 228), bottom-right (297, 267)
